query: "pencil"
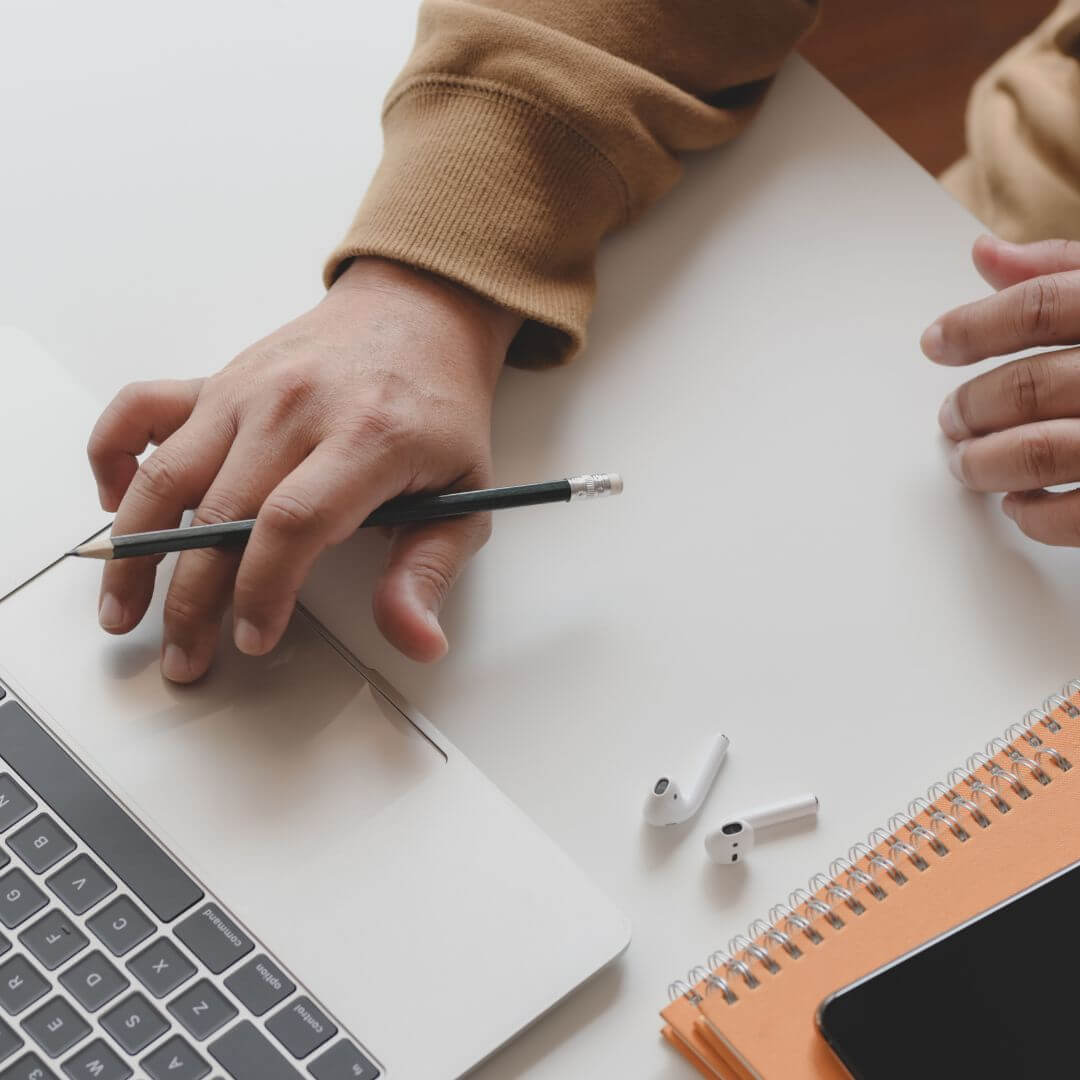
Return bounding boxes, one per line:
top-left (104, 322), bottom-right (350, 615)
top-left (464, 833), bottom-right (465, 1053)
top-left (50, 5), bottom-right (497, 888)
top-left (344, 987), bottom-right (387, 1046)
top-left (69, 473), bottom-right (623, 561)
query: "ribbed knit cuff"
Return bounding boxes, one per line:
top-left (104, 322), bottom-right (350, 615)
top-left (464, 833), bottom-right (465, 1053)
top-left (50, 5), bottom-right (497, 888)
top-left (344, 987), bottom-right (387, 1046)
top-left (323, 78), bottom-right (629, 368)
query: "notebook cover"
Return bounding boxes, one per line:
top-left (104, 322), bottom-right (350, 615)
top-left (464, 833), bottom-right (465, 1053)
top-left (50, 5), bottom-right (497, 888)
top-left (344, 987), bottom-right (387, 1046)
top-left (661, 690), bottom-right (1080, 1078)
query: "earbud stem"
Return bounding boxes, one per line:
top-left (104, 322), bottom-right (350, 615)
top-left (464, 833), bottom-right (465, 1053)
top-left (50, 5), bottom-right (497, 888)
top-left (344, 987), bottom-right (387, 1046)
top-left (684, 733), bottom-right (730, 805)
top-left (746, 793), bottom-right (819, 830)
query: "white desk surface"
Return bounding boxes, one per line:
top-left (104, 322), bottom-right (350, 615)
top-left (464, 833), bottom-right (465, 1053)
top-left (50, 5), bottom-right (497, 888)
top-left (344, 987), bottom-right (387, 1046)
top-left (5, 3), bottom-right (1080, 1077)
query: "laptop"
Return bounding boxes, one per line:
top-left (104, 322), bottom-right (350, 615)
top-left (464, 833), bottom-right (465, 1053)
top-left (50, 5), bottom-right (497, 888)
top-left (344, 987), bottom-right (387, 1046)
top-left (0, 327), bottom-right (630, 1079)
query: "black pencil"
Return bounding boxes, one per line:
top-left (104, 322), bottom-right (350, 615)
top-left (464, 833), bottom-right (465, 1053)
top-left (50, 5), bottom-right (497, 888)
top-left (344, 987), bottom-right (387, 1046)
top-left (69, 473), bottom-right (623, 561)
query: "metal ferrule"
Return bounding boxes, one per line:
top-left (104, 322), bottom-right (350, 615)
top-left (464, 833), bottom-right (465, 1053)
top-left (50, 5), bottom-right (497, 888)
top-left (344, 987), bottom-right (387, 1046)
top-left (567, 473), bottom-right (623, 499)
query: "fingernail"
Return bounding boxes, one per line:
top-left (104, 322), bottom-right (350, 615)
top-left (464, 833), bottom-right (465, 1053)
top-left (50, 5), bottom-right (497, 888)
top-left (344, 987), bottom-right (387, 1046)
top-left (162, 643), bottom-right (192, 683)
top-left (947, 441), bottom-right (967, 483)
top-left (950, 442), bottom-right (967, 486)
top-left (938, 392), bottom-right (969, 439)
top-left (425, 608), bottom-right (449, 658)
top-left (234, 618), bottom-right (263, 656)
top-left (1002, 495), bottom-right (1017, 520)
top-left (98, 593), bottom-right (124, 631)
top-left (921, 321), bottom-right (945, 361)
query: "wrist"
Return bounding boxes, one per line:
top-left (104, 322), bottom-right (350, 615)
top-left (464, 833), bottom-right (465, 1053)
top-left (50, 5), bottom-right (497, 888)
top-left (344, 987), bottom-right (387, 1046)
top-left (329, 257), bottom-right (522, 375)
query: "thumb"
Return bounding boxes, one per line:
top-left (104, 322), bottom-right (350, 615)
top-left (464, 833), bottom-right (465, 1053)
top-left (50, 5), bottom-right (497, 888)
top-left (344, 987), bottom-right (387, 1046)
top-left (373, 513), bottom-right (492, 663)
top-left (973, 235), bottom-right (1080, 291)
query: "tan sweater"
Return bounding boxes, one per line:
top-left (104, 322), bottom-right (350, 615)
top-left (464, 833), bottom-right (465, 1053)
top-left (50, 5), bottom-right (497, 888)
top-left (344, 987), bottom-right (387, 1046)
top-left (327, 1), bottom-right (1080, 370)
top-left (942, 1), bottom-right (1080, 245)
top-left (324, 0), bottom-right (819, 368)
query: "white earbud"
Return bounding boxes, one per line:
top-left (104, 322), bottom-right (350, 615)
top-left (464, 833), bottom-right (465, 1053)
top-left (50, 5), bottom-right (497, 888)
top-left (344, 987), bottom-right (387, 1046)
top-left (704, 793), bottom-right (819, 864)
top-left (643, 733), bottom-right (729, 827)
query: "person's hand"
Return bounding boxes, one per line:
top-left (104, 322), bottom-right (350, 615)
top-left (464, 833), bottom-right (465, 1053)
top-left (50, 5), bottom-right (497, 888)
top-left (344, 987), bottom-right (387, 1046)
top-left (88, 257), bottom-right (522, 682)
top-left (922, 234), bottom-right (1080, 545)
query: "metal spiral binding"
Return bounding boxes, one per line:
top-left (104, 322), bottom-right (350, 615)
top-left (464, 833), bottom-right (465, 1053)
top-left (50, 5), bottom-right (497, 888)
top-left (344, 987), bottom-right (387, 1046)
top-left (671, 678), bottom-right (1080, 1007)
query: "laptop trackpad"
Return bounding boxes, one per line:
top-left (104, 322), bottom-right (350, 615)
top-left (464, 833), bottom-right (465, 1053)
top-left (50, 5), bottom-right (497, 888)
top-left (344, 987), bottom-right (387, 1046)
top-left (0, 554), bottom-right (445, 853)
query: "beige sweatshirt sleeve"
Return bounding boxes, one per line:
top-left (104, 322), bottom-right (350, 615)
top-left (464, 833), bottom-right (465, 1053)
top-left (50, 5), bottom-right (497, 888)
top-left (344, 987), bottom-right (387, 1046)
top-left (324, 0), bottom-right (819, 367)
top-left (942, 1), bottom-right (1080, 244)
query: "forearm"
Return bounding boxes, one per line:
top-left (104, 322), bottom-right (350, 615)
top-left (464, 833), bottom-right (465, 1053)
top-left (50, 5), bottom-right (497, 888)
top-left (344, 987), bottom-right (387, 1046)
top-left (326, 0), bottom-right (819, 368)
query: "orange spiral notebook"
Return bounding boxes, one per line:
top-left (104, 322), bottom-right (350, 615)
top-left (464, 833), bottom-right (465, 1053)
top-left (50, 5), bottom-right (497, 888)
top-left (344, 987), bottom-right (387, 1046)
top-left (660, 679), bottom-right (1080, 1078)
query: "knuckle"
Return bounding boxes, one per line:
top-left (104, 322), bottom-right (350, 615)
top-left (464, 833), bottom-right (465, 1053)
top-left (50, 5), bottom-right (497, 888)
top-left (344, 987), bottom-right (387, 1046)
top-left (269, 366), bottom-right (319, 411)
top-left (261, 490), bottom-right (323, 537)
top-left (1018, 427), bottom-right (1059, 486)
top-left (1018, 278), bottom-right (1061, 339)
top-left (1006, 361), bottom-right (1045, 420)
top-left (85, 423), bottom-right (111, 466)
top-left (135, 448), bottom-right (182, 500)
top-left (348, 403), bottom-right (402, 449)
top-left (87, 382), bottom-right (146, 461)
top-left (192, 490), bottom-right (247, 527)
top-left (113, 381), bottom-right (149, 412)
top-left (410, 549), bottom-right (459, 603)
top-left (162, 584), bottom-right (213, 630)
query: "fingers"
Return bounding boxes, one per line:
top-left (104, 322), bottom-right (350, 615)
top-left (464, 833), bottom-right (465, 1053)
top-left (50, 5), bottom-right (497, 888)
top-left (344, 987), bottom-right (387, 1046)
top-left (156, 419), bottom-right (312, 683)
top-left (231, 436), bottom-right (410, 658)
top-left (87, 380), bottom-right (203, 511)
top-left (373, 512), bottom-right (493, 662)
top-left (98, 412), bottom-right (234, 638)
top-left (972, 235), bottom-right (1080, 292)
top-left (1002, 489), bottom-right (1080, 547)
top-left (920, 269), bottom-right (1080, 367)
top-left (948, 419), bottom-right (1080, 492)
top-left (938, 349), bottom-right (1080, 440)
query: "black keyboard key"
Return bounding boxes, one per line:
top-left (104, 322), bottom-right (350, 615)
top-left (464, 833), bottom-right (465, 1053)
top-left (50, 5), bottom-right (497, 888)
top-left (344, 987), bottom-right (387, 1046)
top-left (141, 1035), bottom-right (209, 1080)
top-left (8, 817), bottom-right (74, 876)
top-left (0, 957), bottom-right (48, 1016)
top-left (267, 998), bottom-right (335, 1059)
top-left (0, 872), bottom-right (46, 930)
top-left (174, 905), bottom-right (252, 974)
top-left (19, 912), bottom-right (87, 971)
top-left (308, 1040), bottom-right (380, 1080)
top-left (45, 857), bottom-right (114, 917)
top-left (0, 703), bottom-right (203, 922)
top-left (167, 981), bottom-right (236, 1041)
top-left (126, 938), bottom-right (195, 999)
top-left (100, 992), bottom-right (167, 1055)
top-left (21, 998), bottom-right (89, 1060)
top-left (0, 1018), bottom-right (21, 1064)
top-left (0, 779), bottom-right (35, 835)
top-left (1, 1052), bottom-right (57, 1079)
top-left (61, 1038), bottom-right (131, 1080)
top-left (224, 955), bottom-right (294, 1017)
top-left (86, 898), bottom-right (152, 957)
top-left (208, 1022), bottom-right (301, 1080)
top-left (58, 952), bottom-right (127, 1013)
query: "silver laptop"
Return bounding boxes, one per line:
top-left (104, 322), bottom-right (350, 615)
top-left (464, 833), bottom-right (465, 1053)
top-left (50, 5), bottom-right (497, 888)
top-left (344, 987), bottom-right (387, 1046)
top-left (0, 328), bottom-right (630, 1080)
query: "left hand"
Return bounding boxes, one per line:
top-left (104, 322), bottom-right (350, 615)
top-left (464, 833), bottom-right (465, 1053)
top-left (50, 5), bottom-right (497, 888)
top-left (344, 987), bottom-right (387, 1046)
top-left (922, 234), bottom-right (1080, 545)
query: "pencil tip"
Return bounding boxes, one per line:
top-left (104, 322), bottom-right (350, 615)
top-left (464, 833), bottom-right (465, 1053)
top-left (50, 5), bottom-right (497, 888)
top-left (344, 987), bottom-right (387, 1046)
top-left (68, 537), bottom-right (113, 560)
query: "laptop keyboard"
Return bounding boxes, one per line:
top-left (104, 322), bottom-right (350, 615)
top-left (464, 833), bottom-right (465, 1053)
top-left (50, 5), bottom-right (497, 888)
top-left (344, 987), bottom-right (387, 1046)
top-left (0, 685), bottom-right (380, 1080)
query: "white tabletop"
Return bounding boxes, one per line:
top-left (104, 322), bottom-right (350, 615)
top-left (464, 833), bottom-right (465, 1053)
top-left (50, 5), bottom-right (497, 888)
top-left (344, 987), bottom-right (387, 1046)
top-left (6, 4), bottom-right (1080, 1077)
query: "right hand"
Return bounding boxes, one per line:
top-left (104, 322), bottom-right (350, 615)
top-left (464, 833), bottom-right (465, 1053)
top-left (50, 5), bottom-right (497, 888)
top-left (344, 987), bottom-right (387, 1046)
top-left (88, 257), bottom-right (522, 683)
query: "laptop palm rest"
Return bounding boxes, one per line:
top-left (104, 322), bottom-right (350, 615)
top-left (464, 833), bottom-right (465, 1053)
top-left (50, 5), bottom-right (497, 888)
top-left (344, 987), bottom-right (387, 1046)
top-left (0, 554), bottom-right (630, 1078)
